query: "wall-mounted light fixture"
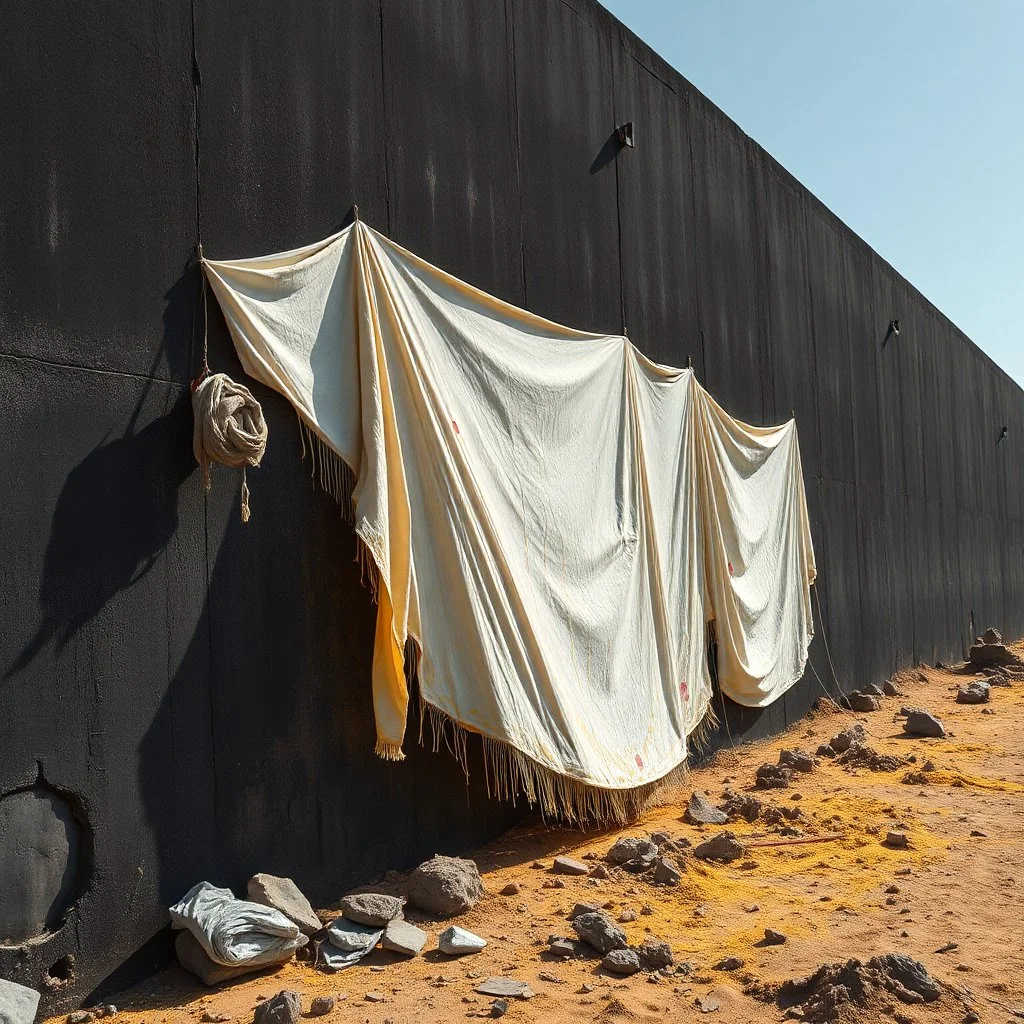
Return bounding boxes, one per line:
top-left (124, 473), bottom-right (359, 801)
top-left (615, 122), bottom-right (634, 149)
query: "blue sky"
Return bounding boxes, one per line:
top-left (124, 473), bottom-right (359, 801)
top-left (603, 0), bottom-right (1023, 387)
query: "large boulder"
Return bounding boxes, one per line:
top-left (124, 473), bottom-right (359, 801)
top-left (0, 979), bottom-right (40, 1024)
top-left (247, 874), bottom-right (322, 936)
top-left (408, 855), bottom-right (482, 917)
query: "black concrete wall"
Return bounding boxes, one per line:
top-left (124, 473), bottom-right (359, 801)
top-left (2, 0), bottom-right (1021, 1009)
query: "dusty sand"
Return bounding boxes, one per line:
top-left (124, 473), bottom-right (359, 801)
top-left (65, 657), bottom-right (1024, 1024)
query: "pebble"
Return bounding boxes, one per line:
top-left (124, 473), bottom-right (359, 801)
top-left (499, 883), bottom-right (520, 896)
top-left (552, 856), bottom-right (589, 876)
top-left (685, 791), bottom-right (728, 825)
top-left (253, 991), bottom-right (301, 1024)
top-left (363, 993), bottom-right (385, 1003)
top-left (904, 710), bottom-right (946, 738)
top-left (885, 831), bottom-right (909, 849)
top-left (653, 856), bottom-right (682, 885)
top-left (438, 926), bottom-right (486, 955)
top-left (762, 928), bottom-right (787, 946)
top-left (489, 999), bottom-right (508, 1018)
top-left (307, 997), bottom-right (334, 1017)
top-left (474, 978), bottom-right (536, 1000)
top-left (617, 909), bottom-right (637, 923)
top-left (713, 956), bottom-right (745, 971)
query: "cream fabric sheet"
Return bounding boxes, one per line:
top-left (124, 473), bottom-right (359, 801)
top-left (202, 221), bottom-right (816, 797)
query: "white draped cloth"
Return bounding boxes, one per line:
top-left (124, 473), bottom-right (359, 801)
top-left (202, 221), bottom-right (816, 821)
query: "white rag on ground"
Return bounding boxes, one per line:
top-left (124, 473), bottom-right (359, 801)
top-left (201, 221), bottom-right (816, 822)
top-left (169, 882), bottom-right (308, 967)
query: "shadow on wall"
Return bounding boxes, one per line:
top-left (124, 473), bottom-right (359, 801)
top-left (5, 269), bottom-right (198, 679)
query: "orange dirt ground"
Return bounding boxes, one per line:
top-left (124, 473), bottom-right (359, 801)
top-left (63, 656), bottom-right (1024, 1024)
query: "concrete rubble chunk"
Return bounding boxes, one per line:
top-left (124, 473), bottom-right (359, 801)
top-left (606, 836), bottom-right (658, 865)
top-left (174, 930), bottom-right (265, 987)
top-left (307, 997), bottom-right (334, 1017)
top-left (338, 893), bottom-right (404, 927)
top-left (571, 910), bottom-right (628, 954)
top-left (548, 937), bottom-right (578, 958)
top-left (602, 949), bottom-right (640, 975)
top-left (636, 937), bottom-right (673, 970)
top-left (713, 956), bottom-right (745, 971)
top-left (438, 925), bottom-right (486, 955)
top-left (694, 831), bottom-right (744, 863)
top-left (904, 710), bottom-right (946, 738)
top-left (778, 749), bottom-right (815, 772)
top-left (552, 856), bottom-right (589, 875)
top-left (246, 874), bottom-right (322, 936)
top-left (474, 978), bottom-right (535, 999)
top-left (755, 763), bottom-right (792, 789)
top-left (652, 856), bottom-right (682, 885)
top-left (684, 791), bottom-right (728, 825)
top-left (830, 724), bottom-right (866, 752)
top-left (956, 681), bottom-right (990, 704)
top-left (882, 680), bottom-right (903, 696)
top-left (981, 627), bottom-right (1003, 644)
top-left (252, 991), bottom-right (301, 1024)
top-left (381, 918), bottom-right (427, 957)
top-left (846, 692), bottom-right (882, 712)
top-left (1, 979), bottom-right (41, 1024)
top-left (408, 855), bottom-right (482, 917)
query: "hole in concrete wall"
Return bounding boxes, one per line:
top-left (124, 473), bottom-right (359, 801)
top-left (0, 778), bottom-right (87, 943)
top-left (45, 954), bottom-right (76, 988)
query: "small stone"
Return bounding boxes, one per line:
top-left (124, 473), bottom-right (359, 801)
top-left (408, 855), bottom-right (482, 917)
top-left (572, 911), bottom-right (628, 954)
top-left (847, 692), bottom-right (882, 712)
top-left (640, 903), bottom-right (654, 916)
top-left (602, 949), bottom-right (641, 976)
top-left (201, 1014), bottom-right (230, 1023)
top-left (499, 883), bottom-right (520, 896)
top-left (617, 909), bottom-right (637, 923)
top-left (552, 856), bottom-right (589, 875)
top-left (885, 832), bottom-right (909, 849)
top-left (778, 749), bottom-right (815, 772)
top-left (762, 928), bottom-right (786, 946)
top-left (963, 1011), bottom-right (980, 1023)
top-left (685, 791), bottom-right (728, 825)
top-left (489, 999), bottom-right (508, 1018)
top-left (537, 971), bottom-right (564, 984)
top-left (816, 744), bottom-right (836, 757)
top-left (548, 938), bottom-right (577, 959)
top-left (861, 682), bottom-right (885, 696)
top-left (694, 831), bottom-right (744, 863)
top-left (922, 760), bottom-right (936, 771)
top-left (606, 836), bottom-right (658, 865)
top-left (743, 903), bottom-right (760, 913)
top-left (68, 1014), bottom-right (93, 1024)
top-left (438, 926), bottom-right (486, 955)
top-left (755, 763), bottom-right (792, 789)
top-left (830, 724), bottom-right (867, 752)
top-left (956, 681), bottom-right (990, 704)
top-left (253, 991), bottom-right (301, 1024)
top-left (308, 997), bottom-right (334, 1017)
top-left (653, 856), bottom-right (682, 885)
top-left (363, 993), bottom-right (385, 1003)
top-left (713, 956), bottom-right (744, 971)
top-left (381, 919), bottom-right (427, 957)
top-left (904, 711), bottom-right (946, 738)
top-left (589, 863), bottom-right (611, 879)
top-left (636, 937), bottom-right (673, 970)
top-left (474, 978), bottom-right (535, 1000)
top-left (885, 884), bottom-right (900, 894)
top-left (338, 893), bottom-right (405, 927)
top-left (883, 680), bottom-right (903, 696)
top-left (246, 874), bottom-right (322, 936)
top-left (695, 995), bottom-right (720, 1013)
top-left (569, 901), bottom-right (600, 918)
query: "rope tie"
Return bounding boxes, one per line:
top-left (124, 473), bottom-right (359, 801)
top-left (192, 372), bottom-right (268, 522)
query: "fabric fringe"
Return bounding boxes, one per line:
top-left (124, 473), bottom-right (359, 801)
top-left (298, 418), bottom-right (356, 523)
top-left (374, 738), bottom-right (407, 761)
top-left (419, 696), bottom-right (718, 827)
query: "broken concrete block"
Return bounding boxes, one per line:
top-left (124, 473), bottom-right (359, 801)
top-left (408, 855), bottom-right (482, 916)
top-left (247, 874), bottom-right (321, 936)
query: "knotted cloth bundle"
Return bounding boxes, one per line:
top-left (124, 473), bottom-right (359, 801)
top-left (201, 220), bottom-right (816, 823)
top-left (192, 372), bottom-right (268, 521)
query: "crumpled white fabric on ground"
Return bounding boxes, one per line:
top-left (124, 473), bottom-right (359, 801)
top-left (201, 221), bottom-right (816, 821)
top-left (169, 882), bottom-right (308, 967)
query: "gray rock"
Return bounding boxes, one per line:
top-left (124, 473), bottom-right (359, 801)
top-left (569, 901), bottom-right (600, 918)
top-left (755, 763), bottom-right (793, 789)
top-left (474, 979), bottom-right (535, 999)
top-left (830, 724), bottom-right (866, 752)
top-left (652, 856), bottom-right (682, 885)
top-left (684, 791), bottom-right (728, 825)
top-left (408, 855), bottom-right (482, 917)
top-left (175, 930), bottom-right (265, 986)
top-left (547, 937), bottom-right (578, 959)
top-left (602, 949), bottom-right (640, 975)
top-left (589, 863), bottom-right (611, 879)
top-left (338, 893), bottom-right (404, 927)
top-left (571, 910), bottom-right (628, 954)
top-left (847, 692), bottom-right (882, 712)
top-left (66, 1014), bottom-right (91, 1024)
top-left (778, 749), bottom-right (815, 772)
top-left (884, 831), bottom-right (909, 849)
top-left (606, 836), bottom-right (658, 865)
top-left (438, 925), bottom-right (486, 955)
top-left (636, 937), bottom-right (673, 970)
top-left (904, 710), bottom-right (946, 738)
top-left (552, 856), bottom-right (589, 875)
top-left (713, 956), bottom-right (745, 971)
top-left (247, 874), bottom-right (322, 936)
top-left (956, 681), bottom-right (990, 704)
top-left (694, 831), bottom-right (744, 863)
top-left (499, 883), bottom-right (520, 896)
top-left (489, 999), bottom-right (508, 1018)
top-left (869, 953), bottom-right (941, 1001)
top-left (968, 641), bottom-right (1018, 668)
top-left (862, 683), bottom-right (885, 696)
top-left (252, 991), bottom-right (301, 1024)
top-left (816, 744), bottom-right (836, 757)
top-left (0, 980), bottom-right (40, 1024)
top-left (762, 928), bottom-right (787, 945)
top-left (381, 918), bottom-right (427, 956)
top-left (882, 680), bottom-right (903, 697)
top-left (326, 917), bottom-right (384, 953)
top-left (307, 997), bottom-right (334, 1017)
top-left (981, 627), bottom-right (1003, 644)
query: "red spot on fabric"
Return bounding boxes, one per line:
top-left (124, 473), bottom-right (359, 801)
top-left (728, 560), bottom-right (734, 576)
top-left (452, 420), bottom-right (460, 434)
top-left (635, 754), bottom-right (644, 769)
top-left (680, 679), bottom-right (689, 700)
